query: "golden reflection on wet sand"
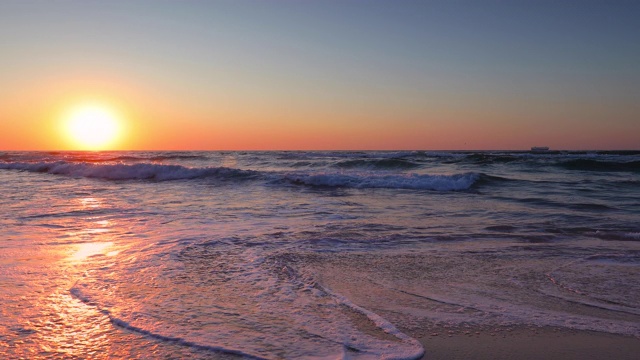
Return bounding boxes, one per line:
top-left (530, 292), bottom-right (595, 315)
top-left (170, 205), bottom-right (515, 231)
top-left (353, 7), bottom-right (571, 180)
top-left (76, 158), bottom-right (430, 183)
top-left (32, 290), bottom-right (113, 358)
top-left (23, 198), bottom-right (127, 358)
top-left (1, 175), bottom-right (228, 359)
top-left (31, 206), bottom-right (121, 358)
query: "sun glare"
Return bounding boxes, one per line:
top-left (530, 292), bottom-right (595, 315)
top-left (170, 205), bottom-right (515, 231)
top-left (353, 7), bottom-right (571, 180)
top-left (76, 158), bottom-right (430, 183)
top-left (65, 105), bottom-right (121, 150)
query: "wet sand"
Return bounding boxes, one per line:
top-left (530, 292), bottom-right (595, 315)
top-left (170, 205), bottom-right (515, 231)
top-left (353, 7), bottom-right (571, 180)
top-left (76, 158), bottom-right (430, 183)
top-left (418, 327), bottom-right (640, 360)
top-left (287, 250), bottom-right (640, 360)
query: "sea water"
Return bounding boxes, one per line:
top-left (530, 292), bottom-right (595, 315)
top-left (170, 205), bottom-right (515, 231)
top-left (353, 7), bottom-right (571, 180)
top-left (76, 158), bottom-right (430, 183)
top-left (1, 150), bottom-right (639, 358)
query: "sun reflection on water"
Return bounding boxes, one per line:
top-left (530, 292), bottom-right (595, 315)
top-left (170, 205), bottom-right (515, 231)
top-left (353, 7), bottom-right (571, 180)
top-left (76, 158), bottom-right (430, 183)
top-left (78, 197), bottom-right (102, 209)
top-left (34, 200), bottom-right (126, 357)
top-left (32, 291), bottom-right (114, 358)
top-left (2, 179), bottom-right (221, 358)
top-left (70, 242), bottom-right (120, 261)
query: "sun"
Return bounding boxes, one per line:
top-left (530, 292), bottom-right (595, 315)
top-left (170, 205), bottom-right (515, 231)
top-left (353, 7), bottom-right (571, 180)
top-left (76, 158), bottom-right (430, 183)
top-left (65, 104), bottom-right (122, 150)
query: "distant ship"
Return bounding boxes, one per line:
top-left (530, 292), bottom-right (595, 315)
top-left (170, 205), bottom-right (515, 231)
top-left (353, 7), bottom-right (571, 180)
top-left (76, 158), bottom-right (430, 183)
top-left (531, 146), bottom-right (550, 152)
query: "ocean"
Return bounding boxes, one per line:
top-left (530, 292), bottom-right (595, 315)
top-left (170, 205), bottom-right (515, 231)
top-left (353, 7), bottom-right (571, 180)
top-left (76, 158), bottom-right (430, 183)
top-left (1, 150), bottom-right (639, 359)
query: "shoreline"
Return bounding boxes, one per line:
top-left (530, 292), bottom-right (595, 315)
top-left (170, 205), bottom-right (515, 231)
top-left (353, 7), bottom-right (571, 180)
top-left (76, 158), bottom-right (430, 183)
top-left (286, 250), bottom-right (640, 359)
top-left (417, 326), bottom-right (640, 360)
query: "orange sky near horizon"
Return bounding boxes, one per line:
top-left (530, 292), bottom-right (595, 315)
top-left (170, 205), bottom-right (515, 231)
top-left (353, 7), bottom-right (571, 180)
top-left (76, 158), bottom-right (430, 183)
top-left (2, 66), bottom-right (638, 151)
top-left (1, 2), bottom-right (638, 151)
top-left (3, 79), bottom-right (635, 151)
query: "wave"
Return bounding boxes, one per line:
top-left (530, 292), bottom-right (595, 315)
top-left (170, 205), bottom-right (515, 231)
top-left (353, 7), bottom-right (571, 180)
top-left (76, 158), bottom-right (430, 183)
top-left (0, 161), bottom-right (257, 181)
top-left (333, 158), bottom-right (421, 170)
top-left (283, 172), bottom-right (480, 191)
top-left (516, 197), bottom-right (616, 212)
top-left (69, 287), bottom-right (263, 359)
top-left (71, 153), bottom-right (209, 163)
top-left (460, 153), bottom-right (521, 164)
top-left (0, 152), bottom-right (210, 164)
top-left (0, 160), bottom-right (481, 191)
top-left (558, 159), bottom-right (640, 172)
top-left (107, 154), bottom-right (209, 162)
top-left (594, 230), bottom-right (640, 242)
top-left (68, 245), bottom-right (425, 359)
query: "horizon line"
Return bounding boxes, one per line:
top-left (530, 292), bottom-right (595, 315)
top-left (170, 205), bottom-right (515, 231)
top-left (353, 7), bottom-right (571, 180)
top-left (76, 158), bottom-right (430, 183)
top-left (2, 148), bottom-right (640, 152)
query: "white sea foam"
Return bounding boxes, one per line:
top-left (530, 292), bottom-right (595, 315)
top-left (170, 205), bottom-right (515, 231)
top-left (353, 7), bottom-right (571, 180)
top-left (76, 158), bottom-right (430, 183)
top-left (69, 246), bottom-right (425, 359)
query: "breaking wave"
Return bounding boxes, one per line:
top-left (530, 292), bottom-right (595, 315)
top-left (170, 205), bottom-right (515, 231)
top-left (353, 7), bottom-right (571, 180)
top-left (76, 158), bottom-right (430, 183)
top-left (0, 160), bottom-right (481, 191)
top-left (0, 161), bottom-right (258, 181)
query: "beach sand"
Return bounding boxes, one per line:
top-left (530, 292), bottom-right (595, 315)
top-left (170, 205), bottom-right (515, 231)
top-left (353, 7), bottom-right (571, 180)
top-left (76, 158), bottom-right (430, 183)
top-left (418, 327), bottom-right (640, 360)
top-left (285, 251), bottom-right (640, 360)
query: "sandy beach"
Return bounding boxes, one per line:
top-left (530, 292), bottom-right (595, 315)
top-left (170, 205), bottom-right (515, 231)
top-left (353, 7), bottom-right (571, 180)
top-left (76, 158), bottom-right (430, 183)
top-left (418, 327), bottom-right (640, 360)
top-left (291, 250), bottom-right (640, 360)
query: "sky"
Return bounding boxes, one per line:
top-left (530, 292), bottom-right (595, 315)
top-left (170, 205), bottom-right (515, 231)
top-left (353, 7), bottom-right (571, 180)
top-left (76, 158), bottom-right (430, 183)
top-left (1, 0), bottom-right (639, 150)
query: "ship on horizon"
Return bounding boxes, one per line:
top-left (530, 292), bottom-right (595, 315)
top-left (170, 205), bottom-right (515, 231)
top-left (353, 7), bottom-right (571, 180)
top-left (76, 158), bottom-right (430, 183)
top-left (531, 146), bottom-right (550, 152)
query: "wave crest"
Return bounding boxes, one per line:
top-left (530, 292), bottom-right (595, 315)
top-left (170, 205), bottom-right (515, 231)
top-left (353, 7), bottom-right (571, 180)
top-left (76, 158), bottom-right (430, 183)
top-left (283, 172), bottom-right (480, 191)
top-left (559, 159), bottom-right (640, 172)
top-left (334, 158), bottom-right (421, 170)
top-left (0, 161), bottom-right (257, 181)
top-left (1, 160), bottom-right (481, 191)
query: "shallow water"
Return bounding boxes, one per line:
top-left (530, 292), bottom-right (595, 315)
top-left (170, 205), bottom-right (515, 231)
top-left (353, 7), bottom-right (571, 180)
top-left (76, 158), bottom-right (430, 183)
top-left (1, 151), bottom-right (639, 358)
